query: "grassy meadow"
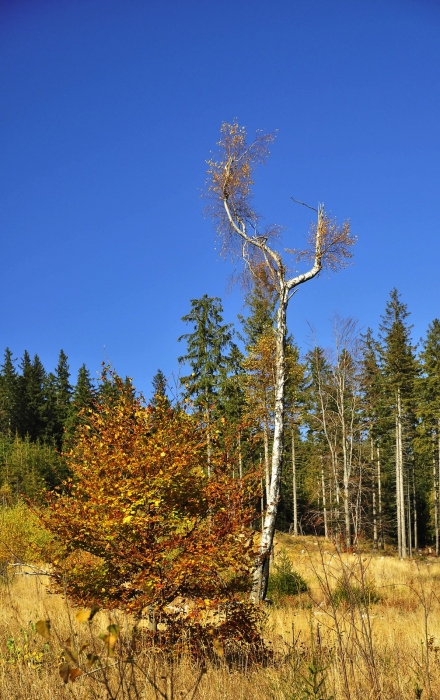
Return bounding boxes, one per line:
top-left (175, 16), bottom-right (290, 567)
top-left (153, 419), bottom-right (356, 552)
top-left (1, 513), bottom-right (440, 699)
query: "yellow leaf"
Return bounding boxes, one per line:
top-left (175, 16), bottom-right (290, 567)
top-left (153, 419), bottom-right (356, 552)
top-left (36, 619), bottom-right (51, 640)
top-left (99, 632), bottom-right (118, 657)
top-left (64, 646), bottom-right (79, 665)
top-left (122, 515), bottom-right (133, 524)
top-left (76, 609), bottom-right (92, 623)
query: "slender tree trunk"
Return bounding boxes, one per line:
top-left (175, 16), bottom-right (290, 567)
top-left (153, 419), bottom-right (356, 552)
top-left (342, 437), bottom-right (351, 549)
top-left (251, 288), bottom-right (288, 601)
top-left (371, 438), bottom-right (378, 549)
top-left (329, 483), bottom-right (333, 540)
top-left (321, 456), bottom-right (328, 539)
top-left (291, 429), bottom-right (298, 536)
top-left (397, 388), bottom-right (406, 558)
top-left (412, 464), bottom-right (418, 553)
top-left (438, 420), bottom-right (440, 555)
top-left (396, 407), bottom-right (402, 557)
top-left (433, 452), bottom-right (438, 556)
top-left (400, 404), bottom-right (406, 559)
top-left (332, 451), bottom-right (342, 544)
top-left (238, 430), bottom-right (243, 479)
top-left (407, 468), bottom-right (412, 559)
top-left (354, 465), bottom-right (362, 547)
top-left (339, 380), bottom-right (351, 548)
top-left (377, 446), bottom-right (384, 549)
top-left (315, 358), bottom-right (340, 539)
top-left (263, 420), bottom-right (270, 503)
top-left (205, 391), bottom-right (211, 478)
top-left (243, 204), bottom-right (330, 602)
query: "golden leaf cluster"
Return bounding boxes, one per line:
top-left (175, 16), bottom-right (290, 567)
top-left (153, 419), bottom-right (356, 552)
top-left (40, 370), bottom-right (258, 618)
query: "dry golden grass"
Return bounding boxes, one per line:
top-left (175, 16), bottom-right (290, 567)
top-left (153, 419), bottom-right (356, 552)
top-left (2, 536), bottom-right (440, 699)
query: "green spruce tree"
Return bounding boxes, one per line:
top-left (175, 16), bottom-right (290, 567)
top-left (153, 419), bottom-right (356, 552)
top-left (18, 352), bottom-right (47, 441)
top-left (0, 348), bottom-right (20, 436)
top-left (178, 295), bottom-right (236, 475)
top-left (379, 289), bottom-right (419, 558)
top-left (53, 350), bottom-right (72, 446)
top-left (151, 369), bottom-right (170, 409)
top-left (419, 319), bottom-right (440, 552)
top-left (65, 364), bottom-right (96, 441)
top-left (239, 271), bottom-right (276, 351)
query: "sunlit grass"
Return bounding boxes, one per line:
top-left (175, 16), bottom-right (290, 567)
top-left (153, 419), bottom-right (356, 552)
top-left (2, 533), bottom-right (440, 698)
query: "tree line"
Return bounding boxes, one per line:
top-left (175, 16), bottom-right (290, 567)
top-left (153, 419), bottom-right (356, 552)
top-left (176, 285), bottom-right (440, 559)
top-left (1, 287), bottom-right (439, 559)
top-left (0, 351), bottom-right (95, 496)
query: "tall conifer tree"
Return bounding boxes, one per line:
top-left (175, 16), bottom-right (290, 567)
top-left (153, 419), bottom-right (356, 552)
top-left (178, 295), bottom-right (236, 475)
top-left (18, 352), bottom-right (47, 441)
top-left (379, 289), bottom-right (418, 558)
top-left (65, 364), bottom-right (96, 440)
top-left (0, 348), bottom-right (19, 435)
top-left (151, 369), bottom-right (170, 409)
top-left (419, 319), bottom-right (440, 552)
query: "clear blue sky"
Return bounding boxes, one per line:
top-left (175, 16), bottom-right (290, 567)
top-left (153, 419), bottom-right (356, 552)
top-left (1, 0), bottom-right (439, 395)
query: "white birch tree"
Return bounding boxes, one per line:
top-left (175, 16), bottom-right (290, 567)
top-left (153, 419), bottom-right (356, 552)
top-left (206, 122), bottom-right (355, 600)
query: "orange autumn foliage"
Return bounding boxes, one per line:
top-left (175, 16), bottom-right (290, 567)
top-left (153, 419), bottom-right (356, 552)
top-left (40, 370), bottom-right (259, 617)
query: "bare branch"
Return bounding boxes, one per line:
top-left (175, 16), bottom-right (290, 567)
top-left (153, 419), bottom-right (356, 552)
top-left (291, 197), bottom-right (319, 213)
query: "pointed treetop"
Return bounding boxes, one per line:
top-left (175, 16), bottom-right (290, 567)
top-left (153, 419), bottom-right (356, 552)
top-left (151, 369), bottom-right (170, 409)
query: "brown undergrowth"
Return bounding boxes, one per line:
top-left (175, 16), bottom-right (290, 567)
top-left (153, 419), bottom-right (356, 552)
top-left (2, 534), bottom-right (440, 699)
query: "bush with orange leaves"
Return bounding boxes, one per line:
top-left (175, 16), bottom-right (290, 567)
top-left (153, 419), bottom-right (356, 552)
top-left (40, 370), bottom-right (259, 623)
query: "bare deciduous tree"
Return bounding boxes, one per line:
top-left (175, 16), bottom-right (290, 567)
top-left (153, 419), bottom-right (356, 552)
top-left (206, 121), bottom-right (355, 601)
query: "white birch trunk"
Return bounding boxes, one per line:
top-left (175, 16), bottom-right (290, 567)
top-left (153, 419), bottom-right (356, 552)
top-left (263, 420), bottom-right (270, 504)
top-left (291, 429), bottom-right (298, 536)
top-left (251, 289), bottom-right (288, 600)
top-left (222, 196), bottom-right (326, 602)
